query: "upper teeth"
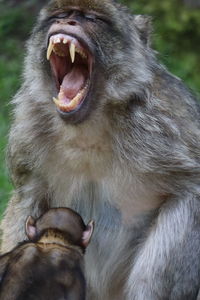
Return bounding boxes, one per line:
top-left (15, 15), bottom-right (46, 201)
top-left (46, 35), bottom-right (87, 62)
top-left (47, 40), bottom-right (54, 60)
top-left (55, 37), bottom-right (61, 44)
top-left (76, 48), bottom-right (87, 59)
top-left (69, 43), bottom-right (75, 63)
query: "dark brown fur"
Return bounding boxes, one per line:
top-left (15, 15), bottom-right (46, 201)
top-left (0, 208), bottom-right (94, 300)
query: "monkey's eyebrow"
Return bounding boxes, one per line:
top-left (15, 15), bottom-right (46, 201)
top-left (45, 14), bottom-right (62, 23)
top-left (36, 12), bottom-right (68, 32)
top-left (45, 7), bottom-right (112, 25)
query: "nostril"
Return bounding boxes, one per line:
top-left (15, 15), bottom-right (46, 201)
top-left (67, 20), bottom-right (77, 26)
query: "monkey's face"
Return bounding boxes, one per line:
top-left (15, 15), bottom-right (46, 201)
top-left (46, 10), bottom-right (94, 122)
top-left (29, 0), bottom-right (152, 123)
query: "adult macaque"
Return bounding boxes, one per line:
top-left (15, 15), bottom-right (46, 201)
top-left (0, 208), bottom-right (94, 300)
top-left (1, 0), bottom-right (200, 299)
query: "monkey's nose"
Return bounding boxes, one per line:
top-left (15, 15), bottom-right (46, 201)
top-left (67, 20), bottom-right (78, 26)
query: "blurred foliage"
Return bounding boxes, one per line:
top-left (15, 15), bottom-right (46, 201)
top-left (123, 0), bottom-right (200, 91)
top-left (0, 2), bottom-right (36, 216)
top-left (0, 0), bottom-right (199, 215)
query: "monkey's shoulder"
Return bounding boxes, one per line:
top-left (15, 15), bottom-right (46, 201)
top-left (5, 242), bottom-right (81, 265)
top-left (153, 69), bottom-right (200, 114)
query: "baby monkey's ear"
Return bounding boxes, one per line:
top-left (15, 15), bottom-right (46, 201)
top-left (25, 216), bottom-right (37, 240)
top-left (82, 220), bottom-right (95, 248)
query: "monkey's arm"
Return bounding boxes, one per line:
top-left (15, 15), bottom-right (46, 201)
top-left (1, 124), bottom-right (50, 252)
top-left (127, 194), bottom-right (200, 300)
top-left (1, 175), bottom-right (49, 252)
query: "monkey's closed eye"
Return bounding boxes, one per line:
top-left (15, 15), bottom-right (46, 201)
top-left (84, 13), bottom-right (97, 22)
top-left (47, 12), bottom-right (71, 22)
top-left (56, 12), bottom-right (71, 19)
top-left (84, 13), bottom-right (110, 25)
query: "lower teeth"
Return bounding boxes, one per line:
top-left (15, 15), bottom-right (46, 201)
top-left (53, 82), bottom-right (89, 111)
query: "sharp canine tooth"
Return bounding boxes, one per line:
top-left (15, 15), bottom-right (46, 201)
top-left (63, 38), bottom-right (68, 44)
top-left (53, 97), bottom-right (59, 105)
top-left (47, 40), bottom-right (54, 60)
top-left (70, 43), bottom-right (76, 63)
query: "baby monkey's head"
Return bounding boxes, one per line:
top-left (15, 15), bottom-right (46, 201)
top-left (25, 207), bottom-right (94, 251)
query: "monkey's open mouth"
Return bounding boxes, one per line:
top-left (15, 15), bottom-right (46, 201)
top-left (47, 33), bottom-right (92, 113)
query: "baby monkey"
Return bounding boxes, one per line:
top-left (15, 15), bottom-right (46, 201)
top-left (0, 208), bottom-right (94, 300)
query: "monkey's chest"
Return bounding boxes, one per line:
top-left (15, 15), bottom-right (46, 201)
top-left (50, 174), bottom-right (158, 299)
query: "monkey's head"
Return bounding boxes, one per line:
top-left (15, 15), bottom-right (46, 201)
top-left (25, 0), bottom-right (153, 124)
top-left (25, 208), bottom-right (94, 249)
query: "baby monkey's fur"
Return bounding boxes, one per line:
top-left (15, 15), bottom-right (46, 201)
top-left (0, 208), bottom-right (94, 300)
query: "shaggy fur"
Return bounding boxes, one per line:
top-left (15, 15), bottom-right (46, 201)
top-left (1, 0), bottom-right (200, 299)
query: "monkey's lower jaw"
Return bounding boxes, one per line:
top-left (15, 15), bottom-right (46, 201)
top-left (47, 33), bottom-right (93, 117)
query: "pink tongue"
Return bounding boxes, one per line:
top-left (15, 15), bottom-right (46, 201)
top-left (60, 66), bottom-right (85, 101)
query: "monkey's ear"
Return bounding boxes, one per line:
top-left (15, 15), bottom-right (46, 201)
top-left (25, 216), bottom-right (37, 240)
top-left (134, 15), bottom-right (152, 46)
top-left (82, 220), bottom-right (95, 248)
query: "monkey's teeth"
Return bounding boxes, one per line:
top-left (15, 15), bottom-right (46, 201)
top-left (76, 48), bottom-right (87, 59)
top-left (53, 83), bottom-right (89, 112)
top-left (69, 43), bottom-right (76, 63)
top-left (47, 41), bottom-right (54, 60)
top-left (66, 93), bottom-right (82, 110)
top-left (47, 35), bottom-right (87, 60)
top-left (63, 38), bottom-right (68, 44)
top-left (55, 37), bottom-right (61, 44)
top-left (53, 97), bottom-right (60, 106)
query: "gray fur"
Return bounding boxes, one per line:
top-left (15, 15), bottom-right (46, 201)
top-left (1, 0), bottom-right (200, 299)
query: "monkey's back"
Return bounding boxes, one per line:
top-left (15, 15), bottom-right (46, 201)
top-left (0, 243), bottom-right (86, 300)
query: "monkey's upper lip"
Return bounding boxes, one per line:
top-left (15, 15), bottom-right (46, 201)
top-left (47, 33), bottom-right (93, 113)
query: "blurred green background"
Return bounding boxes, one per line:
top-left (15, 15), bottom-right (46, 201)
top-left (0, 0), bottom-right (199, 217)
